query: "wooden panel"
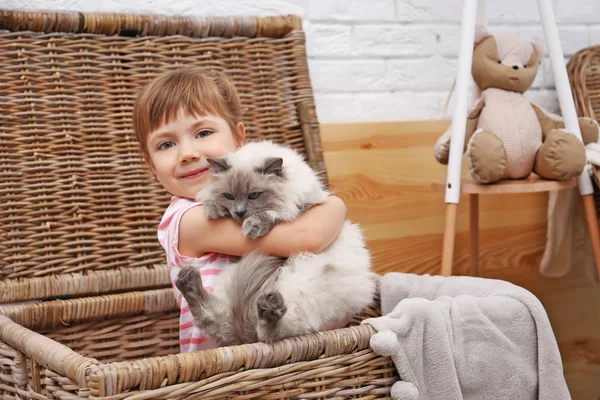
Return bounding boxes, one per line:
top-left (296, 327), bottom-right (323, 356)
top-left (431, 175), bottom-right (578, 194)
top-left (320, 119), bottom-right (600, 400)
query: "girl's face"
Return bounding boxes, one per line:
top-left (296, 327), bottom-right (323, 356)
top-left (145, 108), bottom-right (245, 200)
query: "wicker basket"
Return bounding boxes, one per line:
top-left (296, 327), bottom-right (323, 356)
top-left (567, 45), bottom-right (600, 208)
top-left (0, 9), bottom-right (399, 399)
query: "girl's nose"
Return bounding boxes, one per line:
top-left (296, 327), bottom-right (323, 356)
top-left (179, 147), bottom-right (201, 164)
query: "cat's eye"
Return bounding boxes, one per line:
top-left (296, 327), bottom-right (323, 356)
top-left (223, 193), bottom-right (234, 200)
top-left (248, 192), bottom-right (262, 200)
top-left (497, 60), bottom-right (501, 64)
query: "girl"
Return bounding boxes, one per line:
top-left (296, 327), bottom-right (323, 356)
top-left (132, 67), bottom-right (348, 352)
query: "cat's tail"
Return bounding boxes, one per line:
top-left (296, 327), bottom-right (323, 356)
top-left (232, 251), bottom-right (288, 326)
top-left (226, 251), bottom-right (288, 343)
top-left (229, 251), bottom-right (289, 338)
top-left (228, 250), bottom-right (286, 303)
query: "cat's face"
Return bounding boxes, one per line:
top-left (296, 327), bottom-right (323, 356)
top-left (205, 157), bottom-right (287, 222)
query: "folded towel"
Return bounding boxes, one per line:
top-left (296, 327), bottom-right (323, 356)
top-left (540, 187), bottom-right (578, 277)
top-left (540, 141), bottom-right (600, 280)
top-left (362, 272), bottom-right (570, 400)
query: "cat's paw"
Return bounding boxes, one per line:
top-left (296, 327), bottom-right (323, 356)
top-left (242, 216), bottom-right (272, 239)
top-left (175, 267), bottom-right (203, 297)
top-left (204, 203), bottom-right (228, 220)
top-left (257, 291), bottom-right (287, 326)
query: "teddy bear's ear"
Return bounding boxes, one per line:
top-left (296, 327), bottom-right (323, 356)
top-left (531, 40), bottom-right (545, 64)
top-left (474, 24), bottom-right (493, 47)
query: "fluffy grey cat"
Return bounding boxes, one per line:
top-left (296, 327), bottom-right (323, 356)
top-left (176, 140), bottom-right (375, 346)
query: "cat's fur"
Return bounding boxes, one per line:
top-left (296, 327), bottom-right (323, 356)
top-left (176, 140), bottom-right (376, 346)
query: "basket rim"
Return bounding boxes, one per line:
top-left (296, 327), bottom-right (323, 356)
top-left (0, 265), bottom-right (171, 305)
top-left (89, 323), bottom-right (379, 397)
top-left (0, 287), bottom-right (178, 330)
top-left (0, 298), bottom-right (382, 397)
top-left (0, 9), bottom-right (303, 38)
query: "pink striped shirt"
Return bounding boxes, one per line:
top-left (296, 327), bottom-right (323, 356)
top-left (157, 196), bottom-right (233, 353)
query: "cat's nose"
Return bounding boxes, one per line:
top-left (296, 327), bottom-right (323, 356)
top-left (235, 210), bottom-right (246, 218)
top-left (512, 65), bottom-right (519, 70)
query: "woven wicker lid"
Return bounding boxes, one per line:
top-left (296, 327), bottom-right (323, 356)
top-left (0, 9), bottom-right (326, 281)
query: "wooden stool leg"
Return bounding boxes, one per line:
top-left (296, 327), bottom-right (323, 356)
top-left (470, 193), bottom-right (479, 277)
top-left (441, 203), bottom-right (458, 277)
top-left (582, 194), bottom-right (600, 280)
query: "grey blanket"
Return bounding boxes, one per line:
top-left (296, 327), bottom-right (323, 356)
top-left (362, 272), bottom-right (570, 400)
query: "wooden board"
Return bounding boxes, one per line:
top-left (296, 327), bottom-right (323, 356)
top-left (320, 119), bottom-right (600, 400)
top-left (431, 175), bottom-right (578, 194)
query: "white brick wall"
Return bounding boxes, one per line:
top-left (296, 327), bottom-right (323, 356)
top-left (4, 0), bottom-right (599, 123)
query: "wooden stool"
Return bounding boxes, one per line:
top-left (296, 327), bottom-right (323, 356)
top-left (433, 175), bottom-right (579, 277)
top-left (439, 0), bottom-right (600, 277)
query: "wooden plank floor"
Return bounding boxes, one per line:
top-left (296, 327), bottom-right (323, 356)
top-left (320, 119), bottom-right (600, 400)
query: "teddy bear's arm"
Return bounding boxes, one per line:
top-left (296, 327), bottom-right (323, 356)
top-left (434, 98), bottom-right (485, 164)
top-left (530, 102), bottom-right (599, 145)
top-left (466, 97), bottom-right (485, 137)
top-left (530, 102), bottom-right (565, 140)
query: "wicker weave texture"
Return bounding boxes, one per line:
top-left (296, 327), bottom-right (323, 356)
top-left (0, 288), bottom-right (180, 364)
top-left (0, 343), bottom-right (34, 400)
top-left (1, 307), bottom-right (180, 399)
top-left (0, 13), bottom-right (326, 281)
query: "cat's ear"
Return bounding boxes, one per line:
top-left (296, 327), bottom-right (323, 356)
top-left (261, 157), bottom-right (283, 176)
top-left (207, 157), bottom-right (230, 173)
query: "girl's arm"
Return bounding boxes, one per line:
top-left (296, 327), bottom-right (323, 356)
top-left (178, 195), bottom-right (347, 258)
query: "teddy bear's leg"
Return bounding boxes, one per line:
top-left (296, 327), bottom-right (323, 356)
top-left (579, 117), bottom-right (600, 145)
top-left (434, 98), bottom-right (485, 165)
top-left (534, 129), bottom-right (586, 180)
top-left (466, 129), bottom-right (507, 183)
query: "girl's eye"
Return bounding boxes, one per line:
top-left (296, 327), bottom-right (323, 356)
top-left (223, 193), bottom-right (234, 200)
top-left (248, 192), bottom-right (262, 200)
top-left (497, 60), bottom-right (502, 64)
top-left (158, 141), bottom-right (174, 150)
top-left (196, 130), bottom-right (213, 138)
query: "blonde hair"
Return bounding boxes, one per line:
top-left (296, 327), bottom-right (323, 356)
top-left (132, 67), bottom-right (243, 156)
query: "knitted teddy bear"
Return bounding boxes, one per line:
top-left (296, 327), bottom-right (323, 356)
top-left (434, 25), bottom-right (600, 183)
